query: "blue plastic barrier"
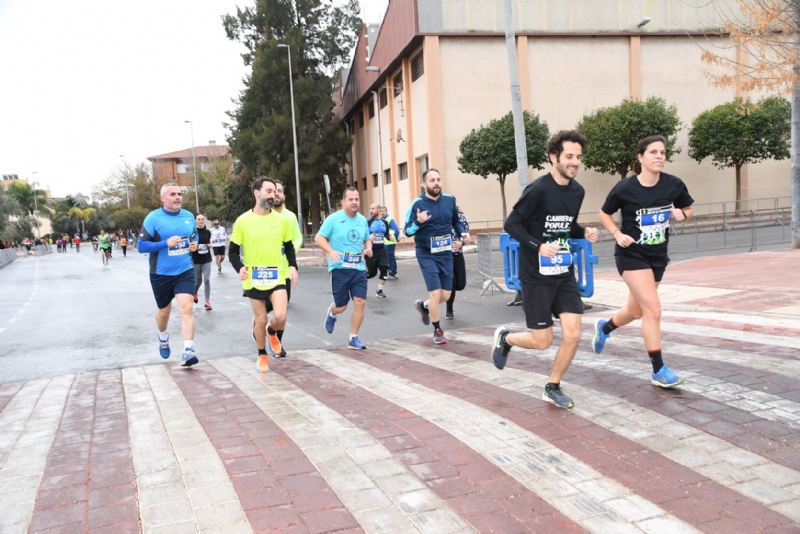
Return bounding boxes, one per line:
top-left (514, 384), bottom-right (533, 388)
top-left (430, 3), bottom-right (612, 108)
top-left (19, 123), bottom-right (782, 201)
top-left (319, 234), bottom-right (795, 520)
top-left (500, 234), bottom-right (599, 298)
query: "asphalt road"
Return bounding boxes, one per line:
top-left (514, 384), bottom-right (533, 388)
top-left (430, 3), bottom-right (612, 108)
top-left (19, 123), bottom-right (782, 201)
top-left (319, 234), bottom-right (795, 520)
top-left (0, 247), bottom-right (530, 383)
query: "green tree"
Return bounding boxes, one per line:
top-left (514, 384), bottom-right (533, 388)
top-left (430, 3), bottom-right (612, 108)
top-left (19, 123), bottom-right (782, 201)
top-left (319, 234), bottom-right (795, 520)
top-left (577, 96), bottom-right (682, 181)
top-left (0, 187), bottom-right (23, 239)
top-left (457, 111), bottom-right (550, 220)
top-left (688, 96), bottom-right (790, 212)
top-left (183, 154), bottom-right (234, 221)
top-left (111, 207), bottom-right (150, 233)
top-left (68, 207), bottom-right (97, 236)
top-left (223, 0), bottom-right (361, 232)
top-left (93, 162), bottom-right (160, 212)
top-left (217, 175), bottom-right (252, 224)
top-left (6, 181), bottom-right (47, 216)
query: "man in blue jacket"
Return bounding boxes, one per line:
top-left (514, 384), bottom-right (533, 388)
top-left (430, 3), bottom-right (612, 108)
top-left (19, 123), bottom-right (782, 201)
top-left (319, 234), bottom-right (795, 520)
top-left (138, 183), bottom-right (199, 367)
top-left (405, 169), bottom-right (469, 344)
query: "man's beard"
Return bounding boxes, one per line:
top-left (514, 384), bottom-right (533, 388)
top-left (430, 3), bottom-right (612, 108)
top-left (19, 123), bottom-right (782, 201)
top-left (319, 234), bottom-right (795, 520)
top-left (555, 162), bottom-right (577, 181)
top-left (273, 198), bottom-right (284, 207)
top-left (258, 195), bottom-right (274, 210)
top-left (426, 186), bottom-right (440, 198)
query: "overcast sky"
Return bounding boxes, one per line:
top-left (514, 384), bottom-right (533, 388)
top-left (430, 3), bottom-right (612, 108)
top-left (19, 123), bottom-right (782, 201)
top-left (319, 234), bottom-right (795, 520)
top-left (0, 0), bottom-right (388, 199)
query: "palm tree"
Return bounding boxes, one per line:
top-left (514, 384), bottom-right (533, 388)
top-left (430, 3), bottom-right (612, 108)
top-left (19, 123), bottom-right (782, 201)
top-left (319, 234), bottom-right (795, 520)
top-left (68, 207), bottom-right (97, 236)
top-left (7, 181), bottom-right (47, 216)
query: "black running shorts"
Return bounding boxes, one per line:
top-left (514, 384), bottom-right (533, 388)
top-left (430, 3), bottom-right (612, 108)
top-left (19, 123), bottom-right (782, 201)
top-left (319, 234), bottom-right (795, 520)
top-left (150, 269), bottom-right (196, 310)
top-left (521, 278), bottom-right (583, 330)
top-left (615, 250), bottom-right (667, 282)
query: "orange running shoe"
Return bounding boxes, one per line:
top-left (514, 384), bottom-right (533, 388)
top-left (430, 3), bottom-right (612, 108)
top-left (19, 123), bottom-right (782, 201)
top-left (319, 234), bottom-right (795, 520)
top-left (266, 326), bottom-right (282, 357)
top-left (256, 355), bottom-right (270, 373)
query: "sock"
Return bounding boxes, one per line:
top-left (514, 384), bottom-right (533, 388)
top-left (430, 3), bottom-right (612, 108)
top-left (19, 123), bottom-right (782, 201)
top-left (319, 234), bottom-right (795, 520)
top-left (545, 382), bottom-right (560, 391)
top-left (328, 307), bottom-right (336, 318)
top-left (648, 349), bottom-right (664, 373)
top-left (158, 331), bottom-right (168, 342)
top-left (601, 318), bottom-right (618, 335)
top-left (258, 348), bottom-right (267, 355)
top-left (183, 340), bottom-right (193, 350)
top-left (432, 321), bottom-right (440, 331)
top-left (267, 325), bottom-right (276, 336)
top-left (276, 330), bottom-right (284, 342)
top-left (501, 332), bottom-right (511, 349)
top-left (350, 334), bottom-right (358, 340)
top-left (423, 300), bottom-right (429, 310)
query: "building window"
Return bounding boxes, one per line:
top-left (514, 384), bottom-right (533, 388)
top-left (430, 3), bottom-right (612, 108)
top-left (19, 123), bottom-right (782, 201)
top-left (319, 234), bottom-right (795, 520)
top-left (368, 101), bottom-right (375, 119)
top-left (349, 119), bottom-right (355, 132)
top-left (417, 154), bottom-right (429, 178)
top-left (384, 169), bottom-right (391, 185)
top-left (177, 164), bottom-right (189, 174)
top-left (379, 88), bottom-right (388, 109)
top-left (411, 53), bottom-right (424, 81)
top-left (358, 111), bottom-right (364, 128)
top-left (362, 177), bottom-right (367, 190)
top-left (398, 162), bottom-right (408, 181)
top-left (394, 73), bottom-right (403, 96)
top-left (372, 173), bottom-right (378, 188)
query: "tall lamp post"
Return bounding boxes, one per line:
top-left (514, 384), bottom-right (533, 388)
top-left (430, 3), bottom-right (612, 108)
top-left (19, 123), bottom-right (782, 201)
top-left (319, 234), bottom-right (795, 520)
top-left (184, 120), bottom-right (200, 213)
top-left (277, 43), bottom-right (303, 232)
top-left (120, 155), bottom-right (130, 209)
top-left (31, 171), bottom-right (41, 238)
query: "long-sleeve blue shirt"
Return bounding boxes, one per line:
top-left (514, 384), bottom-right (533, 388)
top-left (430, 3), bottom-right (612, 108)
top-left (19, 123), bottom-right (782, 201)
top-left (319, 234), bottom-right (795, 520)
top-left (138, 208), bottom-right (197, 275)
top-left (404, 193), bottom-right (465, 254)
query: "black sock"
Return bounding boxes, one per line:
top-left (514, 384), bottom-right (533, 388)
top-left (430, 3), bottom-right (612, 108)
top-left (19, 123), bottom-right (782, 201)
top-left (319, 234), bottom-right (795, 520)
top-left (501, 333), bottom-right (512, 350)
top-left (602, 318), bottom-right (618, 335)
top-left (545, 382), bottom-right (560, 391)
top-left (276, 329), bottom-right (284, 342)
top-left (432, 321), bottom-right (440, 331)
top-left (648, 349), bottom-right (664, 373)
top-left (258, 348), bottom-right (267, 355)
top-left (267, 324), bottom-right (275, 336)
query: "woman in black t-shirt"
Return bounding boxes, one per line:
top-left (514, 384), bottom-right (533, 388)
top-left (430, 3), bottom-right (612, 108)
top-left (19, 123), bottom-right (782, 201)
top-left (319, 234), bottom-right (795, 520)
top-left (592, 135), bottom-right (694, 388)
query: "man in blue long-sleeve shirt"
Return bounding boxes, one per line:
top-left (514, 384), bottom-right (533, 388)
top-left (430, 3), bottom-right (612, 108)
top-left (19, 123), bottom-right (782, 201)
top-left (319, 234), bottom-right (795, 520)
top-left (404, 169), bottom-right (469, 344)
top-left (138, 183), bottom-right (200, 367)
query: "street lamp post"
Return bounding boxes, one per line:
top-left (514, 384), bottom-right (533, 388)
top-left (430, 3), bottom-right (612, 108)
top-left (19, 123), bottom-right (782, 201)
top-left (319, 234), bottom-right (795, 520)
top-left (184, 120), bottom-right (200, 213)
top-left (120, 155), bottom-right (130, 209)
top-left (277, 44), bottom-right (303, 233)
top-left (31, 172), bottom-right (41, 238)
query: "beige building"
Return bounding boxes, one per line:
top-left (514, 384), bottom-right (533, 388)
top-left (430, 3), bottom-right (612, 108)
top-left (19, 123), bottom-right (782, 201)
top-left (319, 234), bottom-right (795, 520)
top-left (147, 142), bottom-right (231, 190)
top-left (334, 0), bottom-right (789, 227)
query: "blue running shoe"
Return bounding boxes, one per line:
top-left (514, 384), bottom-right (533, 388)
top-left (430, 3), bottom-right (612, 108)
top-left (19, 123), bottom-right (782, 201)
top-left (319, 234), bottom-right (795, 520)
top-left (593, 320), bottom-right (609, 354)
top-left (181, 347), bottom-right (199, 367)
top-left (325, 308), bottom-right (337, 334)
top-left (414, 299), bottom-right (430, 326)
top-left (348, 337), bottom-right (367, 350)
top-left (491, 326), bottom-right (510, 370)
top-left (433, 328), bottom-right (446, 345)
top-left (542, 385), bottom-right (574, 409)
top-left (158, 334), bottom-right (170, 359)
top-left (651, 365), bottom-right (683, 388)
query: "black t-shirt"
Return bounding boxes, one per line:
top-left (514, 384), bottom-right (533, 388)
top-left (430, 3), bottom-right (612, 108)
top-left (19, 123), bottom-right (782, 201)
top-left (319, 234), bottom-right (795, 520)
top-left (191, 227), bottom-right (213, 265)
top-left (504, 173), bottom-right (586, 284)
top-left (601, 172), bottom-right (694, 262)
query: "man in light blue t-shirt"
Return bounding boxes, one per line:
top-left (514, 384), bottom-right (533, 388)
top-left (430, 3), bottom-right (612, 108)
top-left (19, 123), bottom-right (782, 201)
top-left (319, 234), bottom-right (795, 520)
top-left (314, 187), bottom-right (372, 349)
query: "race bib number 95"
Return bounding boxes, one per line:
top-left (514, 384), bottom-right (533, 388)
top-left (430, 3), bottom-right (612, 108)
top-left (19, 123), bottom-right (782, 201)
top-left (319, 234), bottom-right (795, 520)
top-left (539, 251), bottom-right (572, 276)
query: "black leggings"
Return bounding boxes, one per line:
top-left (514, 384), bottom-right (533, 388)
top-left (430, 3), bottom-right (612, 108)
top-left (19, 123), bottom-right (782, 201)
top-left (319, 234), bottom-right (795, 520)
top-left (446, 253), bottom-right (466, 311)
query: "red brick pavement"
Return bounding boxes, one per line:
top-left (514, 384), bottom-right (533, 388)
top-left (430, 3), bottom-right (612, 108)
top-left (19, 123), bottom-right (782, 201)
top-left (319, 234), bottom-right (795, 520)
top-left (0, 381), bottom-right (24, 412)
top-left (274, 357), bottom-right (583, 533)
top-left (31, 371), bottom-right (138, 533)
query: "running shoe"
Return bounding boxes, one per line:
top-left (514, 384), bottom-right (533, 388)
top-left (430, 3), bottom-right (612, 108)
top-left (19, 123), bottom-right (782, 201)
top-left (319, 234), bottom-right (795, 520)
top-left (181, 347), bottom-right (199, 367)
top-left (491, 326), bottom-right (510, 370)
top-left (266, 327), bottom-right (282, 356)
top-left (387, 274), bottom-right (398, 280)
top-left (325, 308), bottom-right (337, 334)
top-left (593, 319), bottom-right (609, 354)
top-left (651, 366), bottom-right (684, 388)
top-left (414, 300), bottom-right (430, 326)
top-left (158, 334), bottom-right (170, 359)
top-left (542, 385), bottom-right (574, 409)
top-left (348, 337), bottom-right (367, 350)
top-left (275, 347), bottom-right (287, 358)
top-left (433, 328), bottom-right (446, 345)
top-left (376, 288), bottom-right (386, 298)
top-left (256, 355), bottom-right (270, 373)
top-left (218, 269), bottom-right (222, 274)
top-left (445, 310), bottom-right (454, 320)
top-left (204, 302), bottom-right (212, 311)
top-left (193, 293), bottom-right (199, 304)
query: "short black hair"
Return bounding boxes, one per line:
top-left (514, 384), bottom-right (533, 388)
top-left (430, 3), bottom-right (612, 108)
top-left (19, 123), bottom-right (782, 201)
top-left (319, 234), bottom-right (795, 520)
top-left (636, 135), bottom-right (667, 155)
top-left (252, 176), bottom-right (276, 193)
top-left (342, 186), bottom-right (359, 199)
top-left (422, 168), bottom-right (440, 181)
top-left (547, 130), bottom-right (588, 161)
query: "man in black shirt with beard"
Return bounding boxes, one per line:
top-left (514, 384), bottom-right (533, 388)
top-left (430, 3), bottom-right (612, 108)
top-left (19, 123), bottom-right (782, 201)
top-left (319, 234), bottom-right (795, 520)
top-left (490, 130), bottom-right (598, 409)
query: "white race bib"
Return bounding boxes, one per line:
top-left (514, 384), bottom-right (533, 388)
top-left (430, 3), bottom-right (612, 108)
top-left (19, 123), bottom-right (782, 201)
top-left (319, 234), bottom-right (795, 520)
top-left (342, 252), bottom-right (362, 268)
top-left (430, 235), bottom-right (452, 253)
top-left (539, 250), bottom-right (572, 276)
top-left (373, 233), bottom-right (385, 245)
top-left (168, 238), bottom-right (191, 256)
top-left (251, 266), bottom-right (280, 286)
top-left (637, 206), bottom-right (672, 246)
top-left (198, 244), bottom-right (209, 254)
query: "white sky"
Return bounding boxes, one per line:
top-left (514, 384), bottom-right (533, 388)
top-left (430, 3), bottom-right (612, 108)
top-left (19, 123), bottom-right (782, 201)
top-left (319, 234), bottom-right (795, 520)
top-left (0, 0), bottom-right (388, 199)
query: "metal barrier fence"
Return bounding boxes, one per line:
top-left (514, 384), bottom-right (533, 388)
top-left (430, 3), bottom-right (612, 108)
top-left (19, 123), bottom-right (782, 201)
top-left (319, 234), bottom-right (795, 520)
top-left (468, 232), bottom-right (507, 295)
top-left (0, 249), bottom-right (16, 269)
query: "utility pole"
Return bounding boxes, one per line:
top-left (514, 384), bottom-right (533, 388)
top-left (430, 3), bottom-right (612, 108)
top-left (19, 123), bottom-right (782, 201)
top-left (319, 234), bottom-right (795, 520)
top-left (503, 0), bottom-right (529, 200)
top-left (793, 3), bottom-right (800, 248)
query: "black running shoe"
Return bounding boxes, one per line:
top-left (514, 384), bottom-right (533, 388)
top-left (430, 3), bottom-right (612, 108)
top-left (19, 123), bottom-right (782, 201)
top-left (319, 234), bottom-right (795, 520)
top-left (445, 310), bottom-right (454, 320)
top-left (414, 299), bottom-right (430, 326)
top-left (491, 326), bottom-right (510, 370)
top-left (542, 385), bottom-right (574, 409)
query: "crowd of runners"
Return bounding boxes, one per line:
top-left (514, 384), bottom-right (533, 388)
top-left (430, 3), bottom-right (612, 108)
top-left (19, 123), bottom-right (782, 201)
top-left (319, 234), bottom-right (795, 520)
top-left (95, 130), bottom-right (691, 410)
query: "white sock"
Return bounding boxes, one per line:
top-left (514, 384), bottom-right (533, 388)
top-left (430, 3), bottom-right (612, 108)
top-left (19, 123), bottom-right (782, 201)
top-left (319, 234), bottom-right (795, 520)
top-left (158, 331), bottom-right (168, 342)
top-left (328, 306), bottom-right (336, 318)
top-left (423, 300), bottom-right (429, 309)
top-left (350, 334), bottom-right (358, 340)
top-left (183, 340), bottom-right (193, 350)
